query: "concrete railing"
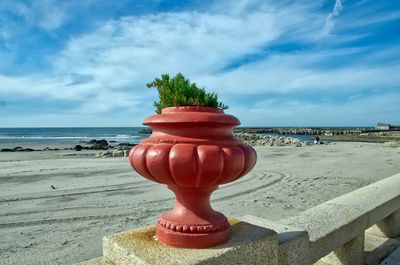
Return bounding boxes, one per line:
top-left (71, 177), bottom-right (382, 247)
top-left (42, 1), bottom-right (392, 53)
top-left (78, 173), bottom-right (400, 265)
top-left (242, 172), bottom-right (400, 265)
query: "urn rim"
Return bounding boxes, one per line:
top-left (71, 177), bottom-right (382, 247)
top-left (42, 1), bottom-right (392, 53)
top-left (143, 106), bottom-right (240, 126)
top-left (161, 106), bottom-right (224, 114)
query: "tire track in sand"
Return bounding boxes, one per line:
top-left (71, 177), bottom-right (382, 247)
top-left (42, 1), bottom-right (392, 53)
top-left (0, 182), bottom-right (154, 203)
top-left (0, 208), bottom-right (170, 228)
top-left (213, 171), bottom-right (286, 202)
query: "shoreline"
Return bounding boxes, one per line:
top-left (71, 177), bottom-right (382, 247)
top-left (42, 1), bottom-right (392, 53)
top-left (0, 133), bottom-right (312, 154)
top-left (1, 128), bottom-right (399, 153)
top-left (0, 139), bottom-right (136, 153)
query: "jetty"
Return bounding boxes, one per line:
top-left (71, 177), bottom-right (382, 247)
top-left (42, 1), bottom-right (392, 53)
top-left (141, 125), bottom-right (400, 137)
top-left (234, 127), bottom-right (372, 136)
top-left (141, 127), bottom-right (374, 136)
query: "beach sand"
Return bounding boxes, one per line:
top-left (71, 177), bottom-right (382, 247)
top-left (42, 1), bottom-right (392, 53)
top-left (1, 142), bottom-right (400, 264)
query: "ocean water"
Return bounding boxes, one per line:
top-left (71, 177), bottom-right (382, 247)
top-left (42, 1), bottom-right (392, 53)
top-left (0, 127), bottom-right (333, 148)
top-left (0, 127), bottom-right (148, 147)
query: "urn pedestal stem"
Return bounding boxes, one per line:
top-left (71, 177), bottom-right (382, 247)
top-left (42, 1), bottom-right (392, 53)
top-left (156, 185), bottom-right (230, 248)
top-left (168, 185), bottom-right (218, 222)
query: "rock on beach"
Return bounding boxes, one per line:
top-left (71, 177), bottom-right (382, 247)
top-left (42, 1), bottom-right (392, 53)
top-left (235, 133), bottom-right (311, 147)
top-left (93, 143), bottom-right (136, 158)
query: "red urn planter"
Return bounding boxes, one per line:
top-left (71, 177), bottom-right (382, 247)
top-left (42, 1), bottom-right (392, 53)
top-left (129, 106), bottom-right (257, 248)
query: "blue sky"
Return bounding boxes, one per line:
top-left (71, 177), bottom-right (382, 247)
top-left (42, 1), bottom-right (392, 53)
top-left (0, 0), bottom-right (399, 127)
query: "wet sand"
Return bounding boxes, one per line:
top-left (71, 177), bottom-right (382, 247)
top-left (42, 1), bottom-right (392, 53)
top-left (1, 142), bottom-right (400, 264)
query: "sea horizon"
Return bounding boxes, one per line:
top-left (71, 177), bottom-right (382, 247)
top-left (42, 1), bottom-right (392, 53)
top-left (0, 125), bottom-right (376, 129)
top-left (0, 127), bottom-right (147, 148)
top-left (0, 126), bottom-right (376, 148)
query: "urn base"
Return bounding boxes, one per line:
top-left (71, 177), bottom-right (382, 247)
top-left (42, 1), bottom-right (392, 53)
top-left (156, 221), bottom-right (231, 248)
top-left (154, 185), bottom-right (231, 248)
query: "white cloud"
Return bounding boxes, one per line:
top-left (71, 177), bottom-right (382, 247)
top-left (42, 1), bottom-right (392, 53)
top-left (54, 10), bottom-right (289, 75)
top-left (199, 52), bottom-right (400, 95)
top-left (34, 0), bottom-right (68, 30)
top-left (321, 0), bottom-right (343, 37)
top-left (351, 10), bottom-right (400, 28)
top-left (0, 73), bottom-right (151, 116)
top-left (232, 92), bottom-right (400, 127)
top-left (0, 0), bottom-right (69, 31)
top-left (2, 2), bottom-right (314, 115)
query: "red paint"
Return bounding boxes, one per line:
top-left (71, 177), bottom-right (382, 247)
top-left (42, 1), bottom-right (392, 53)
top-left (129, 106), bottom-right (257, 248)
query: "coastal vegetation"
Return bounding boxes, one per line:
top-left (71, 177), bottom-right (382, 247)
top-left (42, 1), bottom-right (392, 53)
top-left (146, 73), bottom-right (228, 114)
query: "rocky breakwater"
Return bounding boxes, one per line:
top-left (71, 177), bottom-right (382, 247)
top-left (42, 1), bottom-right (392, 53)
top-left (235, 133), bottom-right (311, 147)
top-left (234, 127), bottom-right (368, 136)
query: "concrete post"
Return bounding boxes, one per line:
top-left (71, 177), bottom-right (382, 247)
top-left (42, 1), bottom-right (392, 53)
top-left (101, 219), bottom-right (278, 265)
top-left (367, 209), bottom-right (400, 238)
top-left (239, 215), bottom-right (309, 265)
top-left (320, 232), bottom-right (365, 265)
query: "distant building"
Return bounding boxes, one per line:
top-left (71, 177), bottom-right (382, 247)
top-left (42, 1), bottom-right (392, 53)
top-left (376, 123), bottom-right (400, 131)
top-left (376, 123), bottom-right (391, 130)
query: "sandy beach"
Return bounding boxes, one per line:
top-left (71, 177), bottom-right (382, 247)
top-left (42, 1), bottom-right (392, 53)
top-left (1, 142), bottom-right (400, 264)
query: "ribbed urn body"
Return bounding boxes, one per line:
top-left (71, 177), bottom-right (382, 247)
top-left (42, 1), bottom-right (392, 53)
top-left (129, 106), bottom-right (257, 248)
